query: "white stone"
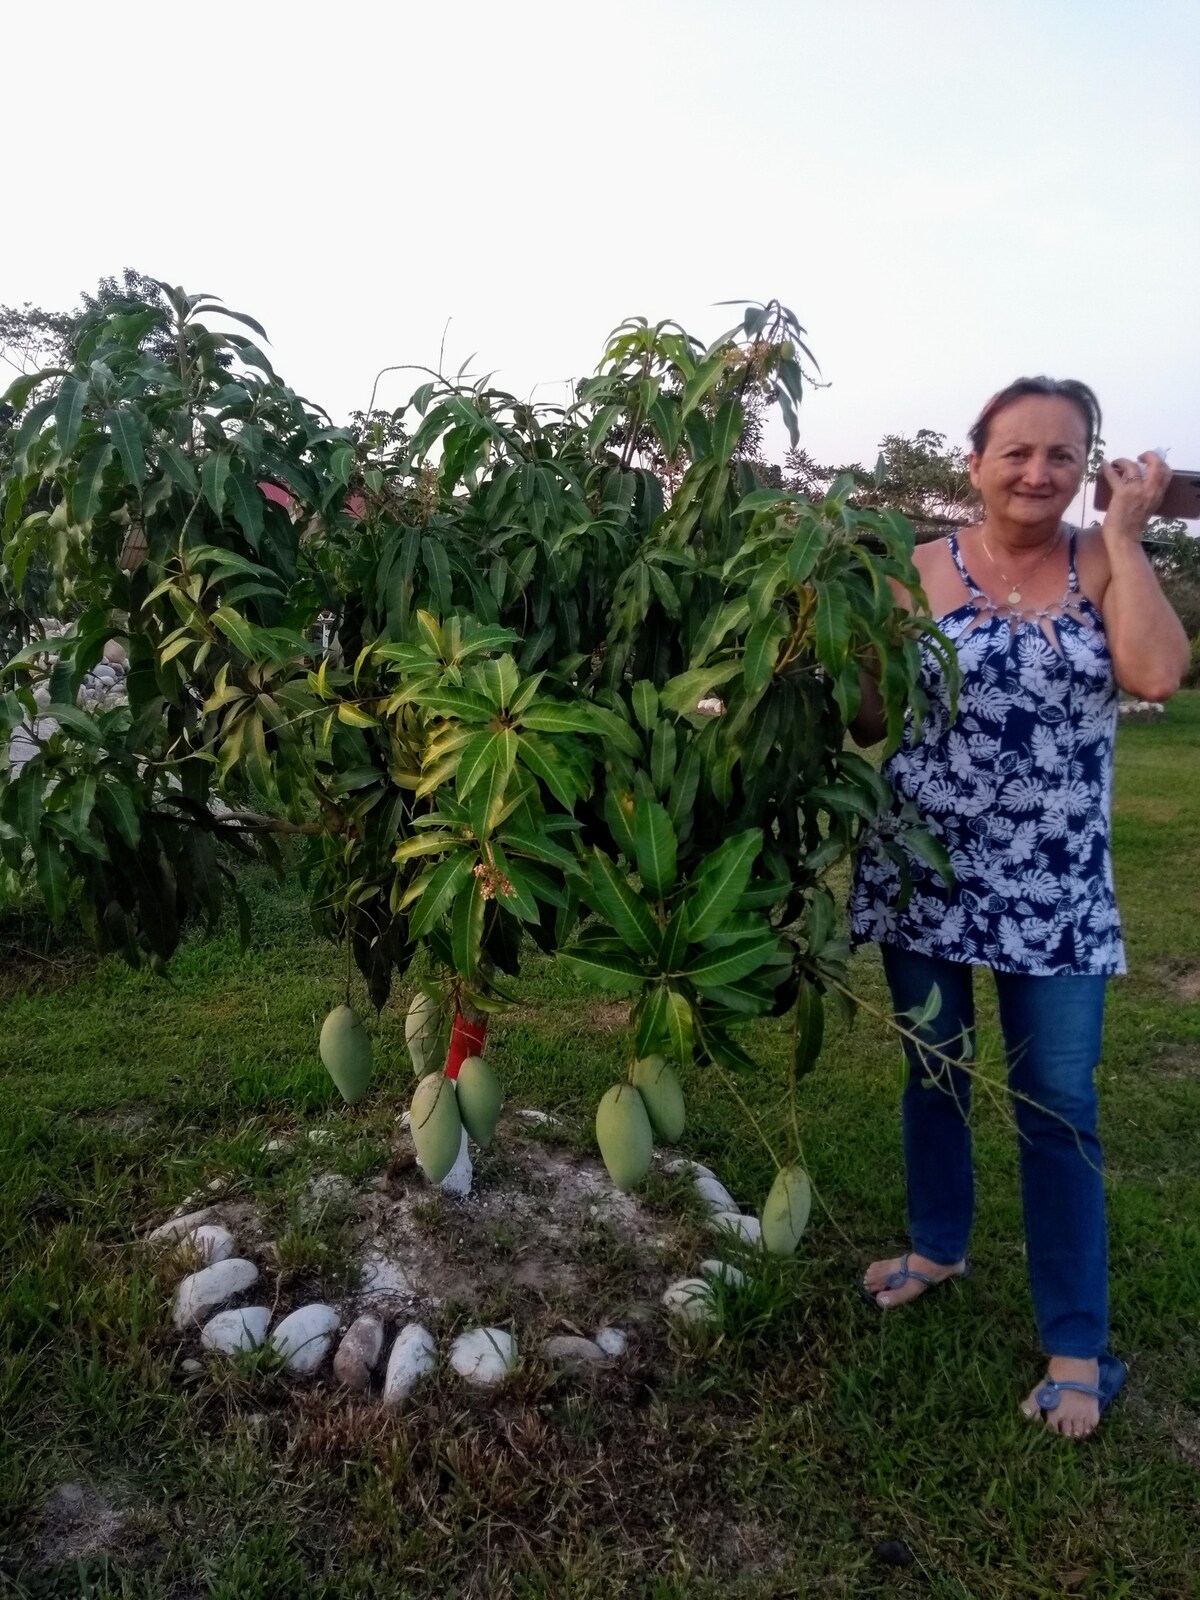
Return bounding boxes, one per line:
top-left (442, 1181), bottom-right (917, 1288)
top-left (662, 1277), bottom-right (716, 1323)
top-left (200, 1305), bottom-right (271, 1355)
top-left (543, 1335), bottom-right (604, 1368)
top-left (708, 1211), bottom-right (761, 1245)
top-left (449, 1327), bottom-right (517, 1387)
top-left (436, 1127), bottom-right (473, 1197)
top-left (305, 1172), bottom-right (354, 1209)
top-left (359, 1252), bottom-right (412, 1300)
top-left (190, 1225), bottom-right (235, 1265)
top-left (692, 1167), bottom-right (737, 1214)
top-left (700, 1259), bottom-right (746, 1288)
top-left (270, 1304), bottom-right (340, 1375)
top-left (516, 1108), bottom-right (560, 1125)
top-left (307, 1128), bottom-right (335, 1144)
top-left (173, 1258), bottom-right (259, 1329)
top-left (146, 1207), bottom-right (215, 1246)
top-left (261, 1138), bottom-right (288, 1153)
top-left (382, 1323), bottom-right (436, 1406)
top-left (593, 1326), bottom-right (628, 1358)
top-left (180, 1358), bottom-right (203, 1375)
top-left (333, 1315), bottom-right (385, 1390)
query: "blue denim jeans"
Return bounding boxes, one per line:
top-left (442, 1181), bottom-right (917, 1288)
top-left (880, 944), bottom-right (1109, 1360)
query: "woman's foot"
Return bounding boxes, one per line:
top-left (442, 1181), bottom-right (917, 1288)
top-left (1021, 1357), bottom-right (1101, 1439)
top-left (861, 1251), bottom-right (968, 1308)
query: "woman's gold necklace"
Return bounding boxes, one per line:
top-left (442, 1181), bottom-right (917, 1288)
top-left (979, 526), bottom-right (1062, 607)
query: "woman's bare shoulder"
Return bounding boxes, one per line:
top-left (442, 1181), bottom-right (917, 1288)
top-left (1072, 524), bottom-right (1111, 607)
top-left (909, 530), bottom-right (976, 614)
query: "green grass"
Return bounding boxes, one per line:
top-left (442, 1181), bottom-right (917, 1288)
top-left (1, 697), bottom-right (1198, 1598)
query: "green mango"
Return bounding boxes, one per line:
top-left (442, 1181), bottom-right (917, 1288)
top-left (410, 1071), bottom-right (463, 1184)
top-left (595, 1084), bottom-right (654, 1192)
top-left (405, 991), bottom-right (445, 1079)
top-left (631, 1054), bottom-right (685, 1143)
top-left (760, 1165), bottom-right (812, 1257)
top-left (455, 1055), bottom-right (502, 1147)
top-left (318, 1005), bottom-right (372, 1104)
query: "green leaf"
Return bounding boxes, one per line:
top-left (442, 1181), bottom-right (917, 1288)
top-left (632, 680), bottom-right (658, 731)
top-left (787, 522), bottom-right (827, 583)
top-left (69, 441), bottom-right (114, 523)
top-left (588, 850), bottom-right (659, 959)
top-left (559, 943), bottom-right (644, 993)
top-left (467, 753), bottom-right (509, 840)
top-left (44, 704), bottom-right (102, 744)
top-left (34, 835), bottom-right (68, 922)
top-left (742, 609), bottom-right (788, 694)
top-left (421, 536), bottom-right (452, 613)
top-left (337, 702), bottom-right (379, 730)
top-left (634, 800), bottom-right (676, 898)
top-left (226, 470), bottom-right (265, 546)
top-left (664, 989), bottom-right (694, 1064)
top-left (469, 654), bottom-right (520, 709)
top-left (12, 396), bottom-right (56, 469)
top-left (519, 701), bottom-right (604, 737)
top-left (650, 720), bottom-right (676, 796)
top-left (451, 872), bottom-right (486, 978)
top-left (518, 734), bottom-right (586, 811)
top-left (793, 982), bottom-right (824, 1078)
top-left (456, 730), bottom-right (508, 797)
top-left (710, 398), bottom-right (743, 465)
top-left (408, 849), bottom-right (477, 938)
top-left (658, 663), bottom-right (740, 716)
top-left (157, 441), bottom-right (198, 493)
top-left (393, 831), bottom-right (460, 861)
top-left (415, 686), bottom-right (498, 722)
top-left (97, 782), bottom-right (140, 847)
top-left (684, 829), bottom-right (762, 941)
top-left (685, 929), bottom-right (780, 989)
top-left (903, 825), bottom-right (955, 885)
top-left (500, 825), bottom-right (579, 873)
top-left (658, 906), bottom-right (690, 973)
top-left (202, 451), bottom-right (232, 517)
top-left (54, 376), bottom-right (86, 454)
top-left (748, 555), bottom-right (789, 622)
top-left (106, 409), bottom-right (145, 490)
top-left (211, 606), bottom-right (257, 659)
top-left (634, 985), bottom-right (669, 1054)
top-left (814, 581), bottom-right (850, 674)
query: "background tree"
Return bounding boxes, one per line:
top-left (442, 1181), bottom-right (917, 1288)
top-left (782, 429), bottom-right (977, 541)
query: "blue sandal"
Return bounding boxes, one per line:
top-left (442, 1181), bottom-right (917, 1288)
top-left (1034, 1354), bottom-right (1127, 1418)
top-left (859, 1252), bottom-right (969, 1308)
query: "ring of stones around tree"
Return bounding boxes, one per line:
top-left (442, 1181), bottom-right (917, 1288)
top-left (148, 1110), bottom-right (765, 1404)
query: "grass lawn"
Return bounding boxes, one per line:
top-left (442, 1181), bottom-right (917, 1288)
top-left (1, 695), bottom-right (1197, 1599)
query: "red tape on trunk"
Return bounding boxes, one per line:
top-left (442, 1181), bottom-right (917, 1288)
top-left (445, 1012), bottom-right (488, 1081)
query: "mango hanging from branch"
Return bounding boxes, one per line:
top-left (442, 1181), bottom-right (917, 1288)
top-left (318, 1005), bottom-right (372, 1105)
top-left (595, 1084), bottom-right (654, 1192)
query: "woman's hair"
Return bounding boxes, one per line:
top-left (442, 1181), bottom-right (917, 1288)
top-left (968, 377), bottom-right (1102, 457)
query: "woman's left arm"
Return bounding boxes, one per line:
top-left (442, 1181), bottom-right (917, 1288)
top-left (1098, 454), bottom-right (1190, 702)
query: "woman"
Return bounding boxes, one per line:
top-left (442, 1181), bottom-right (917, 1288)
top-left (848, 377), bottom-right (1189, 1439)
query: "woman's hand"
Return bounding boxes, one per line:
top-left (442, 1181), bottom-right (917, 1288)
top-left (1099, 452), bottom-right (1171, 541)
top-left (1097, 451), bottom-right (1189, 701)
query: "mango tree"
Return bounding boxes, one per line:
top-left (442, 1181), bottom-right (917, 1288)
top-left (0, 287), bottom-right (952, 1239)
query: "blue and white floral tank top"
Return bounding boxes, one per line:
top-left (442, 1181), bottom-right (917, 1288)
top-left (849, 529), bottom-right (1125, 976)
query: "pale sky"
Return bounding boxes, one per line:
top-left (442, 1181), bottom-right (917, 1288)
top-left (4, 0), bottom-right (1198, 473)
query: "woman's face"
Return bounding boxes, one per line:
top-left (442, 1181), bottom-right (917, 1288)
top-left (968, 396), bottom-right (1088, 530)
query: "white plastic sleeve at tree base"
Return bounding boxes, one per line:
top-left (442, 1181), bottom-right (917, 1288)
top-left (437, 1125), bottom-right (473, 1198)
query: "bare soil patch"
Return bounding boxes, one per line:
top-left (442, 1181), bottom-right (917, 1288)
top-left (36, 1481), bottom-right (130, 1565)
